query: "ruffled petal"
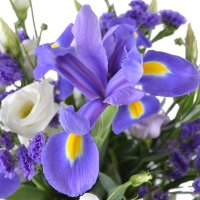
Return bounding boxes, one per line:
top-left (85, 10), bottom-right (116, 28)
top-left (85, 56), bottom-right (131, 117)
top-left (112, 95), bottom-right (160, 134)
top-left (72, 5), bottom-right (108, 88)
top-left (140, 50), bottom-right (199, 97)
top-left (41, 132), bottom-right (99, 197)
top-left (0, 173), bottom-right (20, 198)
top-left (59, 107), bottom-right (90, 135)
top-left (105, 52), bottom-right (143, 97)
top-left (104, 87), bottom-right (144, 106)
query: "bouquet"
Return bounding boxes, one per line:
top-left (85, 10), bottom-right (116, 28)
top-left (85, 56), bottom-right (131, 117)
top-left (0, 0), bottom-right (199, 199)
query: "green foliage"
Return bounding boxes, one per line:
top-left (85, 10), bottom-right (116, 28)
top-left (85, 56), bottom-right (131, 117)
top-left (7, 185), bottom-right (49, 200)
top-left (91, 106), bottom-right (118, 150)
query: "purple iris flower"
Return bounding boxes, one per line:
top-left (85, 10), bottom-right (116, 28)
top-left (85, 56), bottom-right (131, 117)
top-left (34, 5), bottom-right (199, 135)
top-left (42, 105), bottom-right (99, 197)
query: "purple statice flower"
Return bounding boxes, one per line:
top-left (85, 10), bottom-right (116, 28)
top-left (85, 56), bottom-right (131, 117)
top-left (193, 177), bottom-right (200, 193)
top-left (138, 186), bottom-right (148, 198)
top-left (16, 145), bottom-right (35, 180)
top-left (160, 10), bottom-right (186, 27)
top-left (124, 0), bottom-right (161, 29)
top-left (0, 52), bottom-right (23, 87)
top-left (99, 12), bottom-right (116, 35)
top-left (129, 0), bottom-right (148, 12)
top-left (0, 131), bottom-right (14, 150)
top-left (0, 149), bottom-right (15, 179)
top-left (0, 90), bottom-right (15, 101)
top-left (28, 132), bottom-right (46, 164)
top-left (140, 12), bottom-right (161, 29)
top-left (17, 29), bottom-right (29, 42)
top-left (152, 191), bottom-right (169, 200)
top-left (169, 150), bottom-right (189, 179)
top-left (195, 147), bottom-right (200, 170)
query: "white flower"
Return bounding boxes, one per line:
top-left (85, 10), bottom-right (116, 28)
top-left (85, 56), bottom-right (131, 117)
top-left (11, 0), bottom-right (30, 11)
top-left (21, 39), bottom-right (38, 79)
top-left (127, 113), bottom-right (169, 139)
top-left (79, 193), bottom-right (99, 200)
top-left (0, 81), bottom-right (58, 138)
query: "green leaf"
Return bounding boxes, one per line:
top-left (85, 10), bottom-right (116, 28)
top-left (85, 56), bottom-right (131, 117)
top-left (107, 181), bottom-right (132, 200)
top-left (7, 185), bottom-right (49, 200)
top-left (99, 172), bottom-right (118, 193)
top-left (91, 106), bottom-right (118, 150)
top-left (74, 0), bottom-right (82, 11)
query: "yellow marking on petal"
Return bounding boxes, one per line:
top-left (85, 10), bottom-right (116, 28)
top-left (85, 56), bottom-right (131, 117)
top-left (129, 101), bottom-right (144, 118)
top-left (66, 133), bottom-right (83, 164)
top-left (51, 43), bottom-right (59, 49)
top-left (143, 61), bottom-right (170, 75)
top-left (134, 32), bottom-right (138, 38)
top-left (19, 101), bottom-right (34, 119)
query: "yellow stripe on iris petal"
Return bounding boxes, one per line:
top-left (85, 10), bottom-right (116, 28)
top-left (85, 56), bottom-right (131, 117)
top-left (66, 133), bottom-right (83, 165)
top-left (51, 43), bottom-right (59, 49)
top-left (143, 61), bottom-right (170, 75)
top-left (129, 101), bottom-right (144, 118)
top-left (134, 32), bottom-right (138, 38)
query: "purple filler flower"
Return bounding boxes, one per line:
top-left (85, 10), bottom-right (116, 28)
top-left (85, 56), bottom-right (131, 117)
top-left (0, 52), bottom-right (23, 87)
top-left (16, 145), bottom-right (35, 180)
top-left (0, 131), bottom-right (14, 150)
top-left (160, 10), bottom-right (186, 27)
top-left (152, 190), bottom-right (169, 200)
top-left (193, 177), bottom-right (200, 193)
top-left (169, 150), bottom-right (189, 179)
top-left (17, 29), bottom-right (29, 42)
top-left (0, 149), bottom-right (15, 179)
top-left (28, 132), bottom-right (46, 164)
top-left (129, 0), bottom-right (148, 11)
top-left (138, 186), bottom-right (148, 198)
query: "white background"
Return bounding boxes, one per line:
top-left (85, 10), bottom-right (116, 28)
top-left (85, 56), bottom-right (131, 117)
top-left (0, 0), bottom-right (199, 199)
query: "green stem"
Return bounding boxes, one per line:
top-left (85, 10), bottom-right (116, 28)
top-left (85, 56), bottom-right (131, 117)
top-left (166, 101), bottom-right (176, 115)
top-left (21, 44), bottom-right (35, 69)
top-left (108, 181), bottom-right (132, 200)
top-left (28, 0), bottom-right (38, 38)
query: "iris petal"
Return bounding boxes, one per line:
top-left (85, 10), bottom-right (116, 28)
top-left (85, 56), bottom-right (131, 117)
top-left (41, 132), bottom-right (99, 197)
top-left (59, 107), bottom-right (90, 135)
top-left (72, 5), bottom-right (108, 88)
top-left (112, 95), bottom-right (160, 134)
top-left (140, 50), bottom-right (199, 97)
top-left (0, 173), bottom-right (20, 198)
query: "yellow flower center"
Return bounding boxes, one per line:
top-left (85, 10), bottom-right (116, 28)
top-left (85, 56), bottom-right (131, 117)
top-left (129, 101), bottom-right (144, 118)
top-left (19, 101), bottom-right (34, 119)
top-left (66, 133), bottom-right (83, 165)
top-left (143, 61), bottom-right (170, 75)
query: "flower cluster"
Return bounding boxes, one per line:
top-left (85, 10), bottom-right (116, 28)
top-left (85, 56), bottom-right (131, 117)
top-left (0, 0), bottom-right (199, 199)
